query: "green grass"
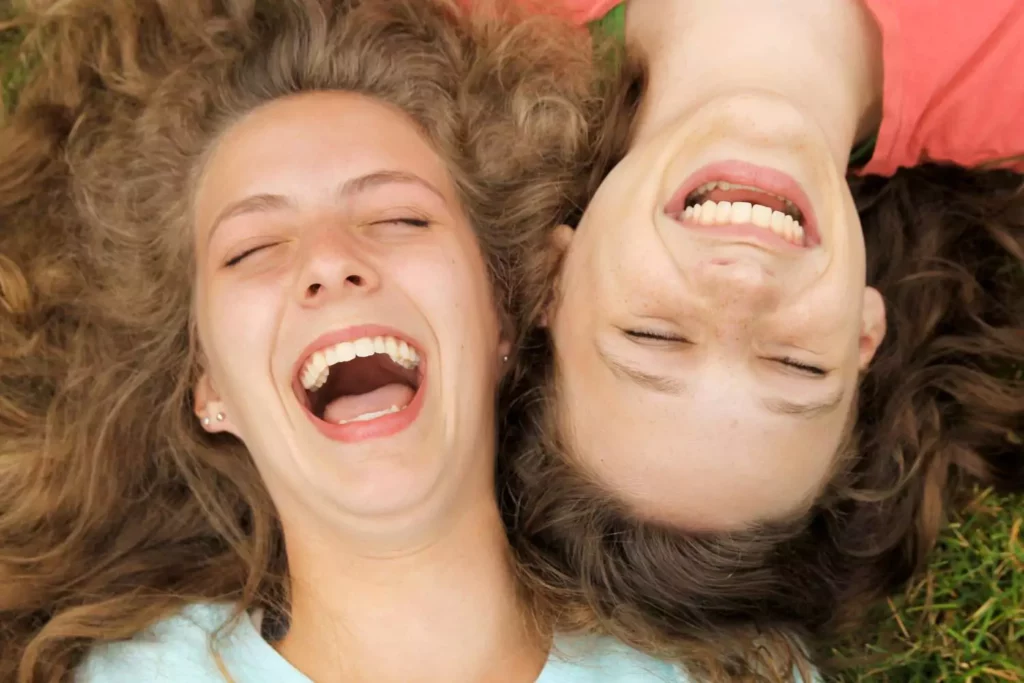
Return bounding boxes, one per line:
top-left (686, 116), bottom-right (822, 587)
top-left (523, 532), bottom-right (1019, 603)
top-left (1, 20), bottom-right (1021, 683)
top-left (834, 490), bottom-right (1024, 682)
top-left (0, 22), bottom-right (24, 114)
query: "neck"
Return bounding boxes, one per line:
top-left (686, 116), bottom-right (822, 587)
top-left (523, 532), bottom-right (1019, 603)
top-left (275, 477), bottom-right (545, 683)
top-left (626, 0), bottom-right (882, 168)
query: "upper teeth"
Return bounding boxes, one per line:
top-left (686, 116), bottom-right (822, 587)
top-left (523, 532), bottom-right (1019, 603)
top-left (300, 336), bottom-right (419, 392)
top-left (690, 181), bottom-right (799, 215)
top-left (682, 200), bottom-right (805, 246)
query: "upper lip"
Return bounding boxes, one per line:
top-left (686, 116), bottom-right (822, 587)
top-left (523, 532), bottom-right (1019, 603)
top-left (663, 160), bottom-right (821, 247)
top-left (290, 324), bottom-right (424, 389)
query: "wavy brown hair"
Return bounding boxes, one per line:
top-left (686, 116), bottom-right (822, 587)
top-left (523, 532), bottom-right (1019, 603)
top-left (0, 1), bottom-right (603, 680)
top-left (502, 56), bottom-right (1024, 681)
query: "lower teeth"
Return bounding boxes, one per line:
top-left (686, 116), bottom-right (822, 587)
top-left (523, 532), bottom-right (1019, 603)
top-left (334, 404), bottom-right (403, 425)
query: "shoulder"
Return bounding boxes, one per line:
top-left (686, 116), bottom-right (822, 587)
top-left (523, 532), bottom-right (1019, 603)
top-left (76, 604), bottom-right (246, 683)
top-left (540, 634), bottom-right (691, 682)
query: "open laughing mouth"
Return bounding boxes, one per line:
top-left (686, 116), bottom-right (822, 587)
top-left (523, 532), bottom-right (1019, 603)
top-left (664, 161), bottom-right (820, 249)
top-left (293, 327), bottom-right (426, 443)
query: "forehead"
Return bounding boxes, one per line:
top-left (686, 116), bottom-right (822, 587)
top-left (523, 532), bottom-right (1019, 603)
top-left (554, 353), bottom-right (849, 530)
top-left (196, 92), bottom-right (454, 218)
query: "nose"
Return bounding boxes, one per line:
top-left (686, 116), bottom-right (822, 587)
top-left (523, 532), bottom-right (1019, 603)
top-left (295, 225), bottom-right (381, 306)
top-left (688, 258), bottom-right (780, 319)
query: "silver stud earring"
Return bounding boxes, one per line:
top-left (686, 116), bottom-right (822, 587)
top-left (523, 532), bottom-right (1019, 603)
top-left (502, 355), bottom-right (509, 363)
top-left (202, 417), bottom-right (211, 426)
top-left (216, 412), bottom-right (225, 422)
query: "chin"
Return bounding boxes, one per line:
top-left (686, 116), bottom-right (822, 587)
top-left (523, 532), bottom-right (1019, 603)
top-left (309, 458), bottom-right (447, 521)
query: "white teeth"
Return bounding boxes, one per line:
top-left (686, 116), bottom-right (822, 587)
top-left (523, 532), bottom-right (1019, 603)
top-left (334, 404), bottom-right (402, 425)
top-left (299, 335), bottom-right (421, 391)
top-left (730, 201), bottom-right (753, 224)
top-left (302, 351), bottom-right (329, 389)
top-left (700, 200), bottom-right (716, 225)
top-left (681, 199), bottom-right (806, 246)
top-left (692, 180), bottom-right (736, 195)
top-left (355, 338), bottom-right (375, 358)
top-left (338, 342), bottom-right (356, 363)
top-left (714, 201), bottom-right (732, 225)
top-left (771, 210), bottom-right (786, 231)
top-left (750, 204), bottom-right (772, 228)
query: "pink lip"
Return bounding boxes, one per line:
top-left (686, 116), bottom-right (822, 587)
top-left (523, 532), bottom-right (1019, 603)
top-left (680, 222), bottom-right (803, 252)
top-left (663, 160), bottom-right (821, 247)
top-left (291, 324), bottom-right (427, 444)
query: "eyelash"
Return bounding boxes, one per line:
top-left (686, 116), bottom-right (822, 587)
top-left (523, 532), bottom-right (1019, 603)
top-left (625, 329), bottom-right (688, 343)
top-left (627, 330), bottom-right (827, 376)
top-left (380, 217), bottom-right (431, 228)
top-left (224, 218), bottom-right (431, 267)
top-left (225, 243), bottom-right (277, 268)
top-left (776, 357), bottom-right (827, 376)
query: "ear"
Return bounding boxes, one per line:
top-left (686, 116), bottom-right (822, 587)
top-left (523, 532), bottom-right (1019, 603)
top-left (496, 338), bottom-right (514, 378)
top-left (550, 223), bottom-right (574, 256)
top-left (858, 286), bottom-right (887, 369)
top-left (538, 225), bottom-right (575, 328)
top-left (193, 371), bottom-right (241, 438)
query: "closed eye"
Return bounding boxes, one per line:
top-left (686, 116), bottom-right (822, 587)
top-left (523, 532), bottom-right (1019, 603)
top-left (225, 243), bottom-right (281, 268)
top-left (374, 217), bottom-right (431, 228)
top-left (775, 357), bottom-right (828, 377)
top-left (624, 329), bottom-right (690, 344)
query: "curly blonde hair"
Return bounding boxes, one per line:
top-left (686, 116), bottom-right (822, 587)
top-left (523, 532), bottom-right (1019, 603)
top-left (0, 1), bottom-right (602, 680)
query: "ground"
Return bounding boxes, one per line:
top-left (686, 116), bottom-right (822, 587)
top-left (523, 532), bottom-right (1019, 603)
top-left (834, 490), bottom-right (1023, 682)
top-left (2, 21), bottom-right (1021, 683)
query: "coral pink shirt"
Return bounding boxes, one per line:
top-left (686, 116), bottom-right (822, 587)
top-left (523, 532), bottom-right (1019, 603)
top-left (858, 0), bottom-right (1024, 175)
top-left (537, 0), bottom-right (621, 23)
top-left (533, 0), bottom-right (1024, 176)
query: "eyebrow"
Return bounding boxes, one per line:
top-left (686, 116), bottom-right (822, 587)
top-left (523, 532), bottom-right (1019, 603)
top-left (206, 170), bottom-right (447, 244)
top-left (761, 390), bottom-right (845, 420)
top-left (598, 345), bottom-right (846, 418)
top-left (598, 347), bottom-right (687, 395)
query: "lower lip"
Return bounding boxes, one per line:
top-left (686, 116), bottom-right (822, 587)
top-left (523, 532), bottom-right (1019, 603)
top-left (664, 160), bottom-right (820, 247)
top-left (300, 369), bottom-right (427, 444)
top-left (678, 221), bottom-right (804, 252)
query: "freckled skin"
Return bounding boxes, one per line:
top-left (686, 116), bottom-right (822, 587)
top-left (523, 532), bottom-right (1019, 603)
top-left (548, 0), bottom-right (886, 530)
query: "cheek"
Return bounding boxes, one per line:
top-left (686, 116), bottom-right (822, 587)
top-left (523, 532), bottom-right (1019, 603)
top-left (394, 246), bottom-right (500, 351)
top-left (780, 282), bottom-right (861, 348)
top-left (200, 276), bottom-right (284, 390)
top-left (570, 219), bottom-right (683, 324)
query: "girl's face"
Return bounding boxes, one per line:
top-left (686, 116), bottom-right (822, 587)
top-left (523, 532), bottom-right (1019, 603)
top-left (549, 92), bottom-right (887, 530)
top-left (191, 92), bottom-right (507, 539)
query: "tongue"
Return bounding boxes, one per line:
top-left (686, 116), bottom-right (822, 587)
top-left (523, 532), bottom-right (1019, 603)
top-left (323, 383), bottom-right (415, 424)
top-left (703, 188), bottom-right (790, 214)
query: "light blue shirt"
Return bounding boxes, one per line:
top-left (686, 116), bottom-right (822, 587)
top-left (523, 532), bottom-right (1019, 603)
top-left (78, 603), bottom-right (689, 682)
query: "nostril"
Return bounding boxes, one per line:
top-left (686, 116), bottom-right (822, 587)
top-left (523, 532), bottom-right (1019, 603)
top-left (305, 283), bottom-right (323, 299)
top-left (346, 274), bottom-right (364, 287)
